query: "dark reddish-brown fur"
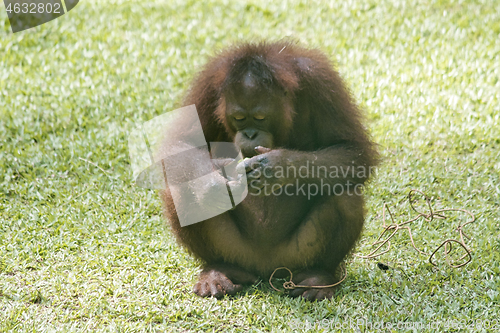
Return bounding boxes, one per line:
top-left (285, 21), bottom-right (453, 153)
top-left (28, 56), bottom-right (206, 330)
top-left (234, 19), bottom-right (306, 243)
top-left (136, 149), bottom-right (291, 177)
top-left (160, 41), bottom-right (379, 300)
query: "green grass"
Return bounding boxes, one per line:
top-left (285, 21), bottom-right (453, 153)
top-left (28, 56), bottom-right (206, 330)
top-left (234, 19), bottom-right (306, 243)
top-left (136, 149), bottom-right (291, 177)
top-left (1, 0), bottom-right (499, 331)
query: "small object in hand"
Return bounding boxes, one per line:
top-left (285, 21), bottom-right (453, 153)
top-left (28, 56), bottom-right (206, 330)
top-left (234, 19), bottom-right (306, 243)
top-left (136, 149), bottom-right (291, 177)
top-left (254, 146), bottom-right (271, 154)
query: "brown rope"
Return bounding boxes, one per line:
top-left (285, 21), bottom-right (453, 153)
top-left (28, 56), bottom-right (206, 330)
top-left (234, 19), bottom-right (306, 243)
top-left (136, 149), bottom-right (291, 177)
top-left (268, 189), bottom-right (475, 292)
top-left (268, 263), bottom-right (347, 292)
top-left (356, 189), bottom-right (475, 268)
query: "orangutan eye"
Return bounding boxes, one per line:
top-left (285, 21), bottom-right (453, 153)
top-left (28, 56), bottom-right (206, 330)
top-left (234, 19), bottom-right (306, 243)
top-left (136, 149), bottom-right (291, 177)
top-left (254, 114), bottom-right (265, 120)
top-left (234, 115), bottom-right (246, 121)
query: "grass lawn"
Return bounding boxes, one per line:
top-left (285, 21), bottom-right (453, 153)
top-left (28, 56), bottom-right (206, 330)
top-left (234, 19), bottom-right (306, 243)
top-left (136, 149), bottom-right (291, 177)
top-left (1, 0), bottom-right (499, 331)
